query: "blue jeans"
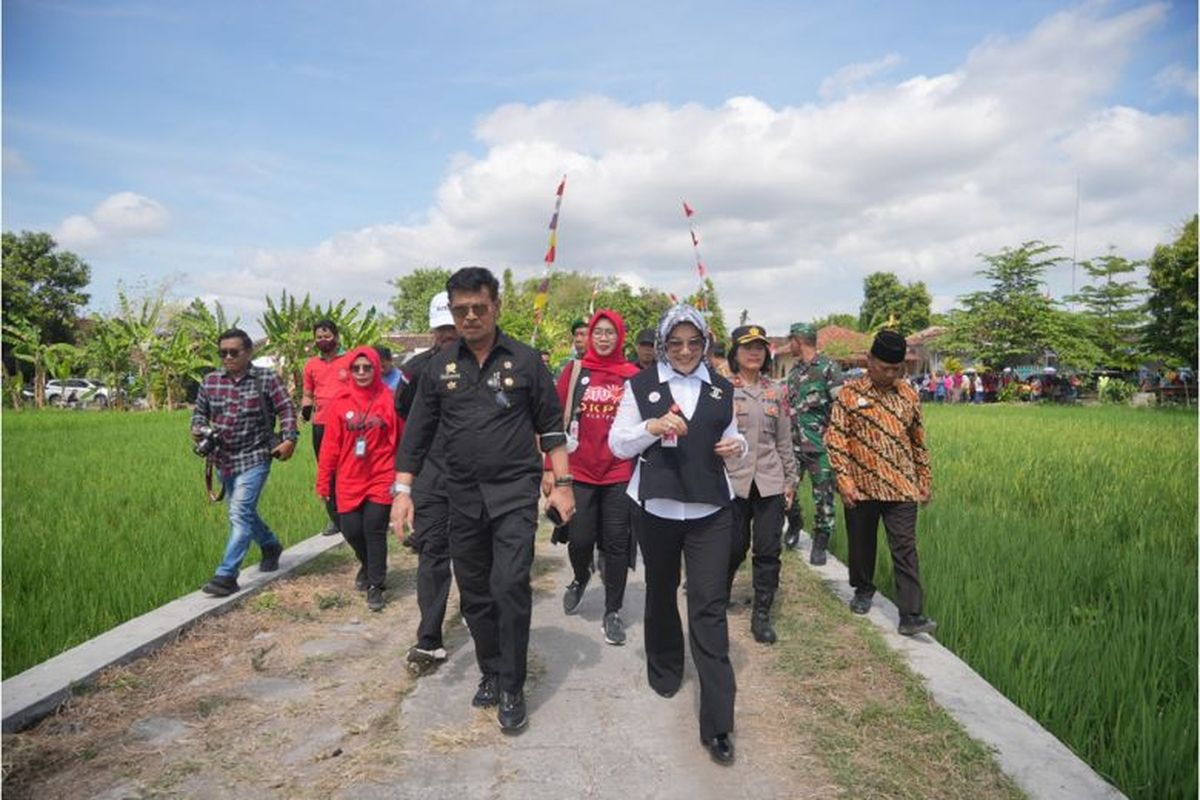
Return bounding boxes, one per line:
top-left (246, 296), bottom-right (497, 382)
top-left (216, 461), bottom-right (280, 578)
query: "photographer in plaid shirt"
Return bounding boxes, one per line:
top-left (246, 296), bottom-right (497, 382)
top-left (191, 329), bottom-right (300, 597)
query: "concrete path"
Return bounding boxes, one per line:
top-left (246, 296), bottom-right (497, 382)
top-left (377, 550), bottom-right (789, 800)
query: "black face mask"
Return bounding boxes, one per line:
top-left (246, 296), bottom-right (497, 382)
top-left (315, 339), bottom-right (337, 354)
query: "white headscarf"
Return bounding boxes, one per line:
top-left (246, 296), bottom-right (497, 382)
top-left (655, 303), bottom-right (710, 366)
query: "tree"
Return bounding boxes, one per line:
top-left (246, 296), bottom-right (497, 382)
top-left (858, 272), bottom-right (931, 335)
top-left (945, 242), bottom-right (1068, 369)
top-left (811, 312), bottom-right (859, 331)
top-left (258, 291), bottom-right (384, 404)
top-left (81, 316), bottom-right (134, 410)
top-left (2, 319), bottom-right (52, 407)
top-left (1, 231), bottom-right (91, 346)
top-left (388, 268), bottom-right (452, 331)
top-left (1064, 249), bottom-right (1146, 371)
top-left (1143, 215), bottom-right (1198, 369)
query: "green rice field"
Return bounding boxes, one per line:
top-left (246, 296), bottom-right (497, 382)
top-left (822, 404), bottom-right (1197, 800)
top-left (3, 404), bottom-right (1196, 798)
top-left (2, 410), bottom-right (328, 678)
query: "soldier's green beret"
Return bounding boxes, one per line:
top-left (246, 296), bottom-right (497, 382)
top-left (789, 322), bottom-right (817, 340)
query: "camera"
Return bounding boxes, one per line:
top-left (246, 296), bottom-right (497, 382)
top-left (193, 425), bottom-right (222, 457)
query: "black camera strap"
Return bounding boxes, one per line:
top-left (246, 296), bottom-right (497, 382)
top-left (205, 457), bottom-right (226, 502)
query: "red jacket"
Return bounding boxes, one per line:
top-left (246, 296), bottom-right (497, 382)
top-left (546, 310), bottom-right (637, 486)
top-left (316, 347), bottom-right (403, 512)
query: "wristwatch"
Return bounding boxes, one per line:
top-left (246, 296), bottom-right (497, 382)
top-left (391, 482), bottom-right (412, 497)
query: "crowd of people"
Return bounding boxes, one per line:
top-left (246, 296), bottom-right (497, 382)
top-left (188, 266), bottom-right (937, 765)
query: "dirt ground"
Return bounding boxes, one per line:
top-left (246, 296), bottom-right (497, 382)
top-left (1, 536), bottom-right (1022, 800)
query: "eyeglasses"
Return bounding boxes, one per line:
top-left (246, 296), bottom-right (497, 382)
top-left (665, 337), bottom-right (705, 352)
top-left (349, 363), bottom-right (374, 374)
top-left (218, 349), bottom-right (243, 359)
top-left (449, 303), bottom-right (491, 320)
top-left (591, 329), bottom-right (617, 339)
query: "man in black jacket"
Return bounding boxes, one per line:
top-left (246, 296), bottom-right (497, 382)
top-left (392, 267), bottom-right (575, 734)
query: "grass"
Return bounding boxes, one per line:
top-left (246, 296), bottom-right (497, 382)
top-left (799, 403), bottom-right (1196, 800)
top-left (2, 409), bottom-right (329, 678)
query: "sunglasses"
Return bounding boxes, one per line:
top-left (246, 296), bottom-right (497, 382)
top-left (349, 363), bottom-right (374, 374)
top-left (665, 337), bottom-right (705, 352)
top-left (449, 303), bottom-right (491, 320)
top-left (218, 349), bottom-right (243, 359)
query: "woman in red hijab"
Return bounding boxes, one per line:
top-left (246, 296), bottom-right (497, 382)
top-left (543, 309), bottom-right (640, 645)
top-left (317, 346), bottom-right (403, 612)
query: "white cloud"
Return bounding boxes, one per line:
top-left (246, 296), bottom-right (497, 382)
top-left (92, 191), bottom-right (169, 234)
top-left (56, 191), bottom-right (169, 251)
top-left (2, 147), bottom-right (32, 173)
top-left (1153, 64), bottom-right (1198, 99)
top-left (199, 2), bottom-right (1195, 336)
top-left (819, 53), bottom-right (903, 99)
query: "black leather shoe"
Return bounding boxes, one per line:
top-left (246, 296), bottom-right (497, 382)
top-left (651, 682), bottom-right (679, 699)
top-left (497, 690), bottom-right (528, 733)
top-left (701, 733), bottom-right (735, 765)
top-left (259, 541), bottom-right (282, 572)
top-left (320, 521), bottom-right (341, 537)
top-left (898, 614), bottom-right (938, 637)
top-left (849, 593), bottom-right (873, 615)
top-left (472, 673), bottom-right (499, 708)
top-left (354, 566), bottom-right (368, 592)
top-left (562, 577), bottom-right (588, 615)
top-left (202, 574), bottom-right (239, 597)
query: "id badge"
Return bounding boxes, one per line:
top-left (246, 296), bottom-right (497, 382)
top-left (661, 430), bottom-right (679, 448)
top-left (354, 436), bottom-right (367, 459)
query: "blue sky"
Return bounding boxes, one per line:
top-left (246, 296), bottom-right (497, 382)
top-left (3, 0), bottom-right (1196, 334)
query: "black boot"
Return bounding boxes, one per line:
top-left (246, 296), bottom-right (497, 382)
top-left (783, 508), bottom-right (803, 551)
top-left (751, 592), bottom-right (777, 644)
top-left (809, 532), bottom-right (830, 566)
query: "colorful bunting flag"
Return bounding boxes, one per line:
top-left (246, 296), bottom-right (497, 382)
top-left (531, 176), bottom-right (567, 344)
top-left (682, 199), bottom-right (710, 312)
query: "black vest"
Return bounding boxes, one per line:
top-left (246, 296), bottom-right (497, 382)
top-left (631, 366), bottom-right (734, 506)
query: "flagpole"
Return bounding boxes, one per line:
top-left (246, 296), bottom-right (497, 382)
top-left (530, 175), bottom-right (566, 346)
top-left (682, 200), bottom-right (709, 313)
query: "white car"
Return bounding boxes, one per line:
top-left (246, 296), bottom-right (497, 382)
top-left (24, 378), bottom-right (111, 407)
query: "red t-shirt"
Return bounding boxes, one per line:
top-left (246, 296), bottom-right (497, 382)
top-left (550, 366), bottom-right (633, 486)
top-left (316, 387), bottom-right (403, 513)
top-left (303, 354), bottom-right (348, 425)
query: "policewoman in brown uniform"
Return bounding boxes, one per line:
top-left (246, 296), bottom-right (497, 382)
top-left (724, 325), bottom-right (797, 645)
top-left (608, 303), bottom-right (746, 765)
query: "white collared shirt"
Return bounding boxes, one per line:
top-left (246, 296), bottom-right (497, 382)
top-left (608, 361), bottom-right (746, 520)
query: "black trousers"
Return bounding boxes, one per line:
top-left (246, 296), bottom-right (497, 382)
top-left (728, 486), bottom-right (784, 601)
top-left (311, 424), bottom-right (338, 525)
top-left (844, 500), bottom-right (924, 616)
top-left (448, 503), bottom-right (538, 693)
top-left (639, 506), bottom-right (736, 740)
top-left (568, 481), bottom-right (631, 613)
top-left (413, 484), bottom-right (452, 650)
top-left (339, 500), bottom-right (390, 588)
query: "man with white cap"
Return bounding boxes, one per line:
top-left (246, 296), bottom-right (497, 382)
top-left (393, 291), bottom-right (459, 673)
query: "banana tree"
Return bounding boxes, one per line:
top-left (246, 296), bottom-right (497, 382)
top-left (116, 289), bottom-right (165, 410)
top-left (150, 326), bottom-right (210, 410)
top-left (44, 342), bottom-right (82, 406)
top-left (2, 319), bottom-right (50, 408)
top-left (82, 316), bottom-right (134, 410)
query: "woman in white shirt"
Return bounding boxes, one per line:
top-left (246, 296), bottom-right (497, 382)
top-left (608, 304), bottom-right (746, 765)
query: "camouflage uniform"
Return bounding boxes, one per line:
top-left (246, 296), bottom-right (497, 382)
top-left (783, 325), bottom-right (843, 556)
